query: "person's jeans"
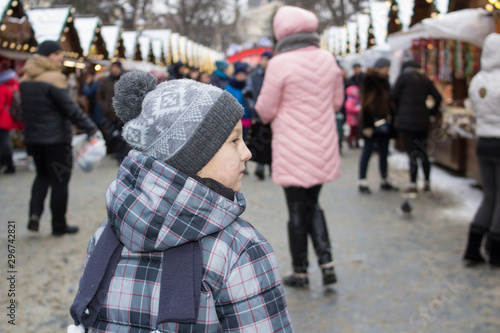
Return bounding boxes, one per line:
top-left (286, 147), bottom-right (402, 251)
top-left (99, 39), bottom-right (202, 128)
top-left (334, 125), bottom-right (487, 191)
top-left (359, 135), bottom-right (390, 180)
top-left (27, 143), bottom-right (72, 233)
top-left (401, 130), bottom-right (430, 183)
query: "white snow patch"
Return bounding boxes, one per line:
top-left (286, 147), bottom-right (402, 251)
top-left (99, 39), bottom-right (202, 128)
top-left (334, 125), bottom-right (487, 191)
top-left (389, 152), bottom-right (482, 223)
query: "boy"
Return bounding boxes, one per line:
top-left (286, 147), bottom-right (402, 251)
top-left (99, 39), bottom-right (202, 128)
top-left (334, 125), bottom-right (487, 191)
top-left (68, 72), bottom-right (293, 332)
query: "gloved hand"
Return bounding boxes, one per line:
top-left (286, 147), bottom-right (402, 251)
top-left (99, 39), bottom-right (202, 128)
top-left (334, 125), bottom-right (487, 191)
top-left (362, 128), bottom-right (374, 138)
top-left (88, 130), bottom-right (103, 142)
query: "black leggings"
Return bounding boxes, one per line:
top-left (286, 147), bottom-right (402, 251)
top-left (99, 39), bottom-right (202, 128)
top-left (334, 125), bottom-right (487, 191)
top-left (283, 185), bottom-right (332, 272)
top-left (402, 130), bottom-right (430, 183)
top-left (0, 128), bottom-right (14, 169)
top-left (472, 155), bottom-right (500, 234)
top-left (27, 143), bottom-right (72, 233)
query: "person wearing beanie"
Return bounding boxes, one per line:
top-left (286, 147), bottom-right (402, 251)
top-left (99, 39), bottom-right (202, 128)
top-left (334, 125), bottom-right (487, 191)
top-left (225, 63), bottom-right (251, 142)
top-left (0, 61), bottom-right (22, 174)
top-left (243, 50), bottom-right (274, 180)
top-left (209, 59), bottom-right (230, 89)
top-left (187, 66), bottom-right (200, 80)
top-left (68, 72), bottom-right (293, 333)
top-left (390, 59), bottom-right (442, 196)
top-left (462, 33), bottom-right (500, 267)
top-left (20, 40), bottom-right (98, 236)
top-left (97, 60), bottom-right (130, 163)
top-left (36, 40), bottom-right (63, 57)
top-left (349, 62), bottom-right (365, 87)
top-left (357, 57), bottom-right (399, 194)
top-left (255, 5), bottom-right (343, 288)
top-left (167, 60), bottom-right (187, 80)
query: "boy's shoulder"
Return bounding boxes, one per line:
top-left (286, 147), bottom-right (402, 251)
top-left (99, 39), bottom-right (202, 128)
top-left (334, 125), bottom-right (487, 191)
top-left (200, 217), bottom-right (275, 269)
top-left (202, 217), bottom-right (270, 254)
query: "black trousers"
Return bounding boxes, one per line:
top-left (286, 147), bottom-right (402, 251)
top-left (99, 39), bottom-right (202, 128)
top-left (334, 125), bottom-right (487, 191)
top-left (401, 130), bottom-right (431, 183)
top-left (283, 185), bottom-right (332, 273)
top-left (0, 128), bottom-right (14, 169)
top-left (27, 143), bottom-right (72, 233)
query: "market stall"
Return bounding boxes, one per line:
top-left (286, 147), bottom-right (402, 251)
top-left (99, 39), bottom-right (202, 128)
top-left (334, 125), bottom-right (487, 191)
top-left (0, 0), bottom-right (37, 67)
top-left (387, 7), bottom-right (497, 184)
top-left (100, 24), bottom-right (125, 62)
top-left (74, 16), bottom-right (108, 66)
top-left (26, 6), bottom-right (84, 68)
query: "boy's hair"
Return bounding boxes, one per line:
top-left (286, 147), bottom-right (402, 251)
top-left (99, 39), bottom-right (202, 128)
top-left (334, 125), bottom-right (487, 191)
top-left (113, 72), bottom-right (243, 175)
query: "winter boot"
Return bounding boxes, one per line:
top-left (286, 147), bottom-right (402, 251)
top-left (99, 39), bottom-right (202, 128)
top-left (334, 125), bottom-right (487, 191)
top-left (320, 262), bottom-right (337, 286)
top-left (308, 204), bottom-right (337, 285)
top-left (463, 224), bottom-right (486, 266)
top-left (27, 214), bottom-right (40, 232)
top-left (308, 204), bottom-right (333, 265)
top-left (486, 232), bottom-right (500, 268)
top-left (283, 273), bottom-right (309, 288)
top-left (285, 202), bottom-right (309, 288)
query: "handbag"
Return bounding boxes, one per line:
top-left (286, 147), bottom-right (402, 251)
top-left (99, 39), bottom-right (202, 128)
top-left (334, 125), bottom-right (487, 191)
top-left (373, 117), bottom-right (391, 135)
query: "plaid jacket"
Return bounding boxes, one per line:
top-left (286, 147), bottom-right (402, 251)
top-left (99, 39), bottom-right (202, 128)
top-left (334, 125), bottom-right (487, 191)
top-left (82, 150), bottom-right (293, 332)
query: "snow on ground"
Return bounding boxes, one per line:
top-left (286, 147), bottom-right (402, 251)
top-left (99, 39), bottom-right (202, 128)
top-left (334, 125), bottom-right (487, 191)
top-left (388, 151), bottom-right (482, 223)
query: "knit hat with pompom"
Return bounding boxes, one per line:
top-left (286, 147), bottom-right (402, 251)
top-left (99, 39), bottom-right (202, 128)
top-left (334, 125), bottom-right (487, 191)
top-left (113, 72), bottom-right (244, 174)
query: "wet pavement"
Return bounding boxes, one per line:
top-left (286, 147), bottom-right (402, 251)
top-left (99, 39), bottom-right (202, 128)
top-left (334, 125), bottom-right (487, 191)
top-left (0, 147), bottom-right (499, 332)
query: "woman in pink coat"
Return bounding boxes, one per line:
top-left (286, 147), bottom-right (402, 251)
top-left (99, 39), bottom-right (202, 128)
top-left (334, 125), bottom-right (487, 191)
top-left (255, 6), bottom-right (344, 288)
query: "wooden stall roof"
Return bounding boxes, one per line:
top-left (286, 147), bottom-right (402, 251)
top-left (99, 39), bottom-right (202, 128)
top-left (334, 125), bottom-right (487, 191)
top-left (74, 16), bottom-right (108, 60)
top-left (121, 30), bottom-right (140, 61)
top-left (0, 0), bottom-right (36, 57)
top-left (100, 24), bottom-right (124, 60)
top-left (141, 29), bottom-right (171, 63)
top-left (26, 6), bottom-right (83, 59)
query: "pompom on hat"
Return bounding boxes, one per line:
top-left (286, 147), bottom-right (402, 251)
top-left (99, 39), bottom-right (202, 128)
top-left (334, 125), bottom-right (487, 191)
top-left (113, 72), bottom-right (244, 175)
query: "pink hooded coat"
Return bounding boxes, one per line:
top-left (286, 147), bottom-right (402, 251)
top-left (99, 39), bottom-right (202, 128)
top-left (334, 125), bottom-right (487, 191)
top-left (255, 6), bottom-right (344, 188)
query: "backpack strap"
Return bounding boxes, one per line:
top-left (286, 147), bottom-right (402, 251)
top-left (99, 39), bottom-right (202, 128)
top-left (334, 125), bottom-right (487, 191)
top-left (70, 221), bottom-right (123, 328)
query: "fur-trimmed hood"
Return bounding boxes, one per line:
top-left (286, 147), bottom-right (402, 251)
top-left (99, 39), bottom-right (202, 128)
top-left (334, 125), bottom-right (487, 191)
top-left (21, 54), bottom-right (67, 89)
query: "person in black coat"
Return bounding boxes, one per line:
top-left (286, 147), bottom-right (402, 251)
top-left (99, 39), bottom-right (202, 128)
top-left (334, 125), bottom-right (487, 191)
top-left (391, 60), bottom-right (442, 196)
top-left (349, 63), bottom-right (365, 88)
top-left (358, 58), bottom-right (398, 194)
top-left (209, 60), bottom-right (230, 89)
top-left (243, 51), bottom-right (273, 180)
top-left (20, 41), bottom-right (98, 236)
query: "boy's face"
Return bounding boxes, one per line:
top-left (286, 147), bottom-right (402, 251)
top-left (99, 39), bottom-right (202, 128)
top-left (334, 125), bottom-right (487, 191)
top-left (197, 122), bottom-right (251, 192)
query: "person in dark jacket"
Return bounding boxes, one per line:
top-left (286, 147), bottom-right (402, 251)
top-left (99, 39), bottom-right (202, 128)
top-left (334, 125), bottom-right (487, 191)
top-left (243, 51), bottom-right (273, 180)
top-left (82, 69), bottom-right (103, 126)
top-left (20, 41), bottom-right (98, 236)
top-left (167, 61), bottom-right (187, 80)
top-left (358, 58), bottom-right (398, 194)
top-left (68, 73), bottom-right (292, 332)
top-left (97, 61), bottom-right (130, 163)
top-left (391, 60), bottom-right (442, 196)
top-left (349, 63), bottom-right (365, 88)
top-left (209, 60), bottom-right (230, 89)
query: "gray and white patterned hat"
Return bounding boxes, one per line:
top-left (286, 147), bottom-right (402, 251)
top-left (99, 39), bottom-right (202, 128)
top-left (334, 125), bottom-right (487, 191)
top-left (113, 72), bottom-right (244, 175)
